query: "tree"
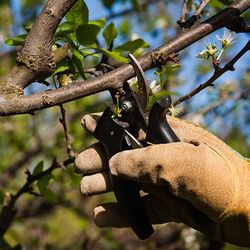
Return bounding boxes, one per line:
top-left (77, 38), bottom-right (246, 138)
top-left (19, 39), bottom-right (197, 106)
top-left (0, 0), bottom-right (249, 249)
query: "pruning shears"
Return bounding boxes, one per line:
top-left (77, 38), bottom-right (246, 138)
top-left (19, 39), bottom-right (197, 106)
top-left (93, 54), bottom-right (180, 240)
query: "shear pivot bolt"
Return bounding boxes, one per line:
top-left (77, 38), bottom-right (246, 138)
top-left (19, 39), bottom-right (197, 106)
top-left (121, 101), bottom-right (132, 111)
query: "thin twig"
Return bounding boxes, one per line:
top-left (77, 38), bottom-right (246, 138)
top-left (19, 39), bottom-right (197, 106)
top-left (173, 40), bottom-right (250, 106)
top-left (52, 77), bottom-right (75, 160)
top-left (59, 104), bottom-right (75, 160)
top-left (184, 89), bottom-right (249, 119)
top-left (177, 0), bottom-right (210, 29)
top-left (178, 0), bottom-right (188, 24)
top-left (196, 0), bottom-right (210, 17)
top-left (106, 0), bottom-right (157, 20)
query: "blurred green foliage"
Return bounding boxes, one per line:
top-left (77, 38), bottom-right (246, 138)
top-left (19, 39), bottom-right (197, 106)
top-left (0, 0), bottom-right (249, 249)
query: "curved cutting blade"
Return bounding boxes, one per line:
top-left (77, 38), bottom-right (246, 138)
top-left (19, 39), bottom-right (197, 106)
top-left (128, 54), bottom-right (148, 113)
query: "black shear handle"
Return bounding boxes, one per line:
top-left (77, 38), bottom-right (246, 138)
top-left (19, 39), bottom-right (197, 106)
top-left (93, 108), bottom-right (154, 240)
top-left (147, 96), bottom-right (180, 144)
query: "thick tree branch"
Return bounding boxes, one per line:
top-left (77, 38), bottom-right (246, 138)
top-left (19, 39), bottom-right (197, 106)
top-left (0, 0), bottom-right (249, 116)
top-left (0, 0), bottom-right (77, 96)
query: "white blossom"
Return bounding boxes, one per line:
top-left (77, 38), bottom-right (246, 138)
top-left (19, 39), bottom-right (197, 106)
top-left (148, 79), bottom-right (160, 93)
top-left (216, 29), bottom-right (237, 49)
top-left (127, 76), bottom-right (138, 85)
top-left (196, 43), bottom-right (218, 59)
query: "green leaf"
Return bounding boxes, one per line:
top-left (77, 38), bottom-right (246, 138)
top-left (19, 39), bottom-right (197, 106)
top-left (66, 0), bottom-right (89, 29)
top-left (37, 173), bottom-right (54, 193)
top-left (72, 53), bottom-right (86, 79)
top-left (53, 61), bottom-right (70, 75)
top-left (209, 0), bottom-right (233, 7)
top-left (5, 34), bottom-right (26, 46)
top-left (33, 161), bottom-right (44, 175)
top-left (115, 39), bottom-right (149, 52)
top-left (65, 36), bottom-right (86, 79)
top-left (89, 18), bottom-right (106, 28)
top-left (98, 49), bottom-right (129, 63)
top-left (56, 22), bottom-right (74, 38)
top-left (76, 24), bottom-right (101, 46)
top-left (217, 0), bottom-right (234, 4)
top-left (72, 47), bottom-right (84, 61)
top-left (103, 22), bottom-right (118, 48)
top-left (155, 64), bottom-right (181, 75)
top-left (37, 173), bottom-right (56, 202)
top-left (72, 48), bottom-right (85, 79)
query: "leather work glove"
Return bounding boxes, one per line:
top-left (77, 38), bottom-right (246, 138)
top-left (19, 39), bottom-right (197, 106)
top-left (75, 113), bottom-right (250, 247)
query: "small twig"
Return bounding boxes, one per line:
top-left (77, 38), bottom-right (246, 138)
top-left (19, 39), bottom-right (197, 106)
top-left (59, 104), bottom-right (75, 160)
top-left (178, 0), bottom-right (188, 25)
top-left (184, 89), bottom-right (249, 119)
top-left (174, 40), bottom-right (250, 106)
top-left (0, 157), bottom-right (73, 238)
top-left (52, 77), bottom-right (75, 160)
top-left (105, 0), bottom-right (157, 20)
top-left (196, 0), bottom-right (210, 17)
top-left (177, 0), bottom-right (210, 29)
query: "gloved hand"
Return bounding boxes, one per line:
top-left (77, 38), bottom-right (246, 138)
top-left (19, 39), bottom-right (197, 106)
top-left (75, 113), bottom-right (250, 247)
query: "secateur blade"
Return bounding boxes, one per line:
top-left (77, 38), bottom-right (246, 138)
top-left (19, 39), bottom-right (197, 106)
top-left (128, 54), bottom-right (148, 113)
top-left (124, 129), bottom-right (144, 149)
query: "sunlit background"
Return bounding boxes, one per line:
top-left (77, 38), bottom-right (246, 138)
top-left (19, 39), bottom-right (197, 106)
top-left (0, 0), bottom-right (249, 249)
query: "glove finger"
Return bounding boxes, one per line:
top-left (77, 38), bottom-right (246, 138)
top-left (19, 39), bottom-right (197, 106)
top-left (109, 143), bottom-right (197, 185)
top-left (81, 112), bottom-right (102, 134)
top-left (109, 141), bottom-right (223, 187)
top-left (74, 142), bottom-right (108, 174)
top-left (93, 190), bottom-right (168, 228)
top-left (80, 171), bottom-right (112, 196)
top-left (93, 188), bottom-right (215, 231)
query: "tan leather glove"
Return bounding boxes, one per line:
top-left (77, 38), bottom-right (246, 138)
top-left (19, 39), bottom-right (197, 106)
top-left (75, 114), bottom-right (250, 247)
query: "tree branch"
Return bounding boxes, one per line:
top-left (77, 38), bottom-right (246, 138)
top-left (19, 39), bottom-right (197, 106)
top-left (184, 89), bottom-right (249, 120)
top-left (0, 0), bottom-right (77, 96)
top-left (173, 40), bottom-right (250, 107)
top-left (59, 105), bottom-right (75, 160)
top-left (106, 0), bottom-right (157, 20)
top-left (178, 0), bottom-right (188, 25)
top-left (177, 0), bottom-right (211, 29)
top-left (0, 0), bottom-right (249, 116)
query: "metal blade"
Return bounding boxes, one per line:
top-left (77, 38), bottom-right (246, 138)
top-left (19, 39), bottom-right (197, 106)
top-left (124, 129), bottom-right (144, 149)
top-left (128, 54), bottom-right (148, 113)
